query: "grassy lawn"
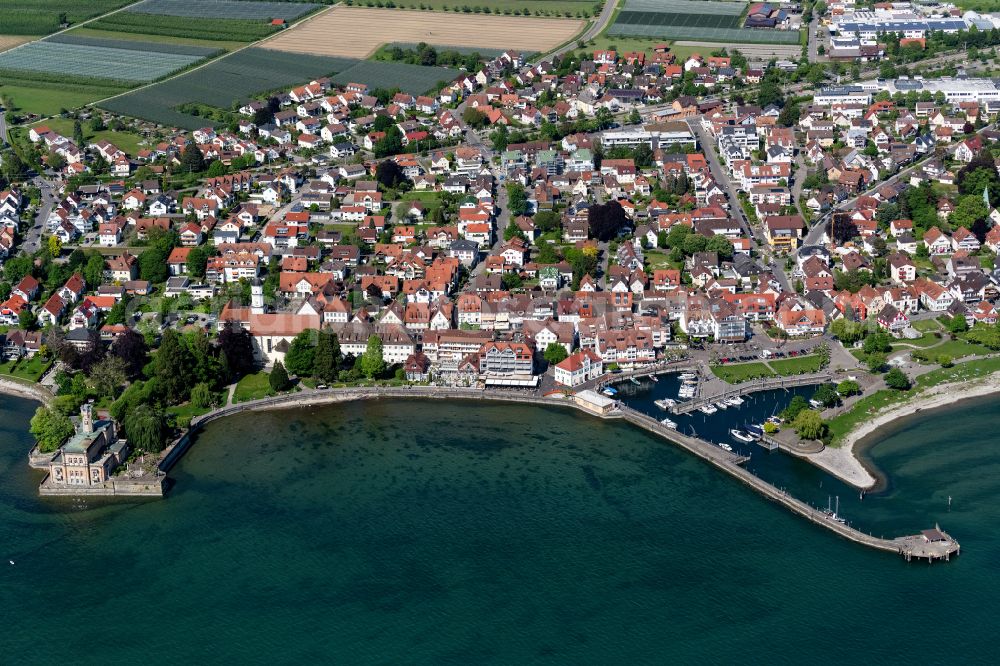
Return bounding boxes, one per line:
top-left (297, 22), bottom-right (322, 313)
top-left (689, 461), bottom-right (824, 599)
top-left (233, 371), bottom-right (275, 403)
top-left (0, 82), bottom-right (126, 117)
top-left (921, 339), bottom-right (989, 360)
top-left (0, 355), bottom-right (53, 382)
top-left (396, 190), bottom-right (443, 220)
top-left (645, 249), bottom-right (682, 270)
top-left (769, 354), bottom-right (824, 376)
top-left (711, 361), bottom-right (776, 384)
top-left (34, 117), bottom-right (145, 154)
top-left (897, 331), bottom-right (944, 348)
top-left (911, 319), bottom-right (943, 333)
top-left (166, 401), bottom-right (215, 427)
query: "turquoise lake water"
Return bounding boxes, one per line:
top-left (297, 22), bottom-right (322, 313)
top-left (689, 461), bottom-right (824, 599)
top-left (0, 392), bottom-right (997, 664)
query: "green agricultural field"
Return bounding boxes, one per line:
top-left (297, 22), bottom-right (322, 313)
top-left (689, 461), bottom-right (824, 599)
top-left (0, 0), bottom-right (132, 36)
top-left (126, 0), bottom-right (322, 21)
top-left (89, 12), bottom-right (281, 42)
top-left (351, 0), bottom-right (598, 17)
top-left (100, 48), bottom-right (357, 129)
top-left (68, 26), bottom-right (247, 52)
top-left (0, 40), bottom-right (210, 82)
top-left (331, 60), bottom-right (461, 95)
top-left (607, 0), bottom-right (800, 44)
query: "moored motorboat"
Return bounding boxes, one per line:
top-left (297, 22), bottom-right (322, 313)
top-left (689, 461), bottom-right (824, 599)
top-left (660, 418), bottom-right (677, 429)
top-left (699, 404), bottom-right (718, 415)
top-left (730, 429), bottom-right (754, 443)
top-left (717, 442), bottom-right (734, 452)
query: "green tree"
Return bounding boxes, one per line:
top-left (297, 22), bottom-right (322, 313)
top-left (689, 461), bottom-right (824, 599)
top-left (506, 182), bottom-right (528, 217)
top-left (490, 124), bottom-right (509, 152)
top-left (191, 382), bottom-right (213, 409)
top-left (84, 253), bottom-right (105, 289)
top-left (180, 143), bottom-right (206, 172)
top-left (866, 352), bottom-right (887, 373)
top-left (863, 331), bottom-right (892, 354)
top-left (186, 245), bottom-right (210, 279)
top-left (313, 330), bottom-right (340, 382)
top-left (837, 379), bottom-right (861, 397)
top-left (88, 355), bottom-right (127, 399)
top-left (780, 395), bottom-right (810, 421)
top-left (949, 195), bottom-right (988, 233)
top-left (793, 409), bottom-right (826, 440)
top-left (885, 367), bottom-right (911, 390)
top-left (285, 330), bottom-right (316, 377)
top-left (705, 234), bottom-right (733, 260)
top-left (543, 342), bottom-right (568, 365)
top-left (124, 404), bottom-right (167, 453)
top-left (155, 329), bottom-right (192, 404)
top-left (73, 119), bottom-right (85, 147)
top-left (269, 361), bottom-right (291, 392)
top-left (360, 334), bottom-right (385, 379)
top-left (29, 407), bottom-right (74, 453)
top-left (947, 314), bottom-right (969, 334)
top-left (812, 383), bottom-right (840, 407)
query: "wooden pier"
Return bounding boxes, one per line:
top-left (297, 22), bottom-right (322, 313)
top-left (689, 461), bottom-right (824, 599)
top-left (672, 374), bottom-right (831, 415)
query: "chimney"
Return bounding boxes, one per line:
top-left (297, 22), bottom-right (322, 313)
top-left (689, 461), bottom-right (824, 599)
top-left (81, 403), bottom-right (94, 435)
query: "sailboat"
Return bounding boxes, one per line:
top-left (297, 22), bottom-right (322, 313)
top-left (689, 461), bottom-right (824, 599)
top-left (825, 496), bottom-right (846, 523)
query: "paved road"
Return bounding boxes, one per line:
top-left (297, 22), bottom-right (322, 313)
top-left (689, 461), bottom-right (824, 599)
top-left (26, 176), bottom-right (58, 254)
top-left (550, 0), bottom-right (620, 57)
top-left (685, 117), bottom-right (752, 237)
top-left (0, 105), bottom-right (8, 146)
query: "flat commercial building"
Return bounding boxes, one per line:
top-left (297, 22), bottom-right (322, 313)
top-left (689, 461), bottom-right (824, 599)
top-left (601, 122), bottom-right (695, 149)
top-left (858, 77), bottom-right (1000, 104)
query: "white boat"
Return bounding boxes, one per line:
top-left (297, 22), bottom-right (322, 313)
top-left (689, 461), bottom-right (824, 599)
top-left (661, 418), bottom-right (678, 429)
top-left (630, 377), bottom-right (641, 386)
top-left (717, 442), bottom-right (734, 452)
top-left (699, 404), bottom-right (718, 415)
top-left (726, 396), bottom-right (744, 406)
top-left (679, 372), bottom-right (697, 380)
top-left (730, 429), bottom-right (755, 443)
top-left (715, 402), bottom-right (728, 410)
top-left (654, 399), bottom-right (672, 410)
top-left (767, 415), bottom-right (782, 425)
top-left (650, 375), bottom-right (659, 383)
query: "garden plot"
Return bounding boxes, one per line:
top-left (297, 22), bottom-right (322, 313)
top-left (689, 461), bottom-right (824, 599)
top-left (0, 40), bottom-right (205, 82)
top-left (609, 0), bottom-right (801, 44)
top-left (100, 48), bottom-right (353, 129)
top-left (126, 0), bottom-right (321, 20)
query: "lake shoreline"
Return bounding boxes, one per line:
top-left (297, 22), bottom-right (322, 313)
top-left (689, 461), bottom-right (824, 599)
top-left (0, 377), bottom-right (51, 406)
top-left (815, 373), bottom-right (1000, 492)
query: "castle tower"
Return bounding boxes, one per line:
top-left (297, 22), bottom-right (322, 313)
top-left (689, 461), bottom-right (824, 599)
top-left (250, 278), bottom-right (264, 315)
top-left (81, 403), bottom-right (94, 435)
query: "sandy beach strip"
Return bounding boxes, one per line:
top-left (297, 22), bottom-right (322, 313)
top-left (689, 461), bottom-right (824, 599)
top-left (802, 373), bottom-right (1000, 489)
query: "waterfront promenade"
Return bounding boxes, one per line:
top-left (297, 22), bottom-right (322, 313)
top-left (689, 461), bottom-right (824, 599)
top-left (169, 385), bottom-right (959, 562)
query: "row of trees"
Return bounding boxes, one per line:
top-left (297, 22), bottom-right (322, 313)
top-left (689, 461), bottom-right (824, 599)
top-left (284, 329), bottom-right (387, 381)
